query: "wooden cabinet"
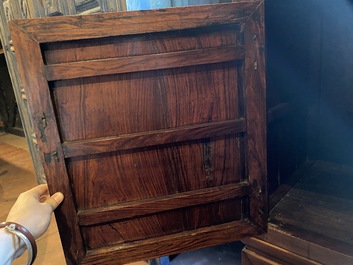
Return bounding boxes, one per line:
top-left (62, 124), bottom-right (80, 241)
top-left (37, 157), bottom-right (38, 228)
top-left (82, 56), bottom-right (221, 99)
top-left (242, 1), bottom-right (353, 264)
top-left (9, 1), bottom-right (267, 264)
top-left (242, 162), bottom-right (353, 265)
top-left (0, 0), bottom-right (128, 184)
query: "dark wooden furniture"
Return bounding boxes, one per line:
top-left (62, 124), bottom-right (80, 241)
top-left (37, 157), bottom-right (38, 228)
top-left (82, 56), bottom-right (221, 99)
top-left (0, 0), bottom-right (127, 184)
top-left (9, 2), bottom-right (267, 264)
top-left (242, 161), bottom-right (353, 265)
top-left (242, 0), bottom-right (353, 264)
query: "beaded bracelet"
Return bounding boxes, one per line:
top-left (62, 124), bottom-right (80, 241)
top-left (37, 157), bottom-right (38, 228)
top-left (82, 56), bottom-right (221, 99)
top-left (0, 222), bottom-right (37, 265)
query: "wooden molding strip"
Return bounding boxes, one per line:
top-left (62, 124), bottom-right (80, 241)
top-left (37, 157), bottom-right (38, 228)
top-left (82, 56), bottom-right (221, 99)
top-left (78, 182), bottom-right (250, 226)
top-left (62, 119), bottom-right (246, 158)
top-left (242, 238), bottom-right (322, 265)
top-left (269, 161), bottom-right (315, 210)
top-left (45, 45), bottom-right (244, 81)
top-left (82, 220), bottom-right (260, 264)
top-left (9, 2), bottom-right (261, 43)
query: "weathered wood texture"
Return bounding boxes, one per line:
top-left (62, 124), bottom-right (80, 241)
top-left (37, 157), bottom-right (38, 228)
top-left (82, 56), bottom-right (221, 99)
top-left (242, 243), bottom-right (320, 265)
top-left (243, 161), bottom-right (353, 265)
top-left (0, 0), bottom-right (128, 183)
top-left (242, 1), bottom-right (353, 264)
top-left (9, 2), bottom-right (266, 264)
top-left (0, 3), bottom-right (46, 182)
top-left (243, 1), bottom-right (267, 230)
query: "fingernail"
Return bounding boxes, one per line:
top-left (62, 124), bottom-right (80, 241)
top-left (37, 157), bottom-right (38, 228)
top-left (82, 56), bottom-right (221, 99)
top-left (52, 192), bottom-right (64, 204)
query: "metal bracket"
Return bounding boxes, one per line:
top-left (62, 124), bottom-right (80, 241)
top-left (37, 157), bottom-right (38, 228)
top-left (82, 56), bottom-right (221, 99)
top-left (6, 40), bottom-right (15, 53)
top-left (31, 132), bottom-right (37, 144)
top-left (38, 112), bottom-right (47, 143)
top-left (20, 87), bottom-right (26, 100)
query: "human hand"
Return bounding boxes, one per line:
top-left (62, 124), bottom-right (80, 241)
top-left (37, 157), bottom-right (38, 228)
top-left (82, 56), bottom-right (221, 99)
top-left (6, 184), bottom-right (64, 239)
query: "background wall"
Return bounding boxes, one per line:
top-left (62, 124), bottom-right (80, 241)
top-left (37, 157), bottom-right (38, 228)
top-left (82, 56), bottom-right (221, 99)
top-left (0, 51), bottom-right (22, 134)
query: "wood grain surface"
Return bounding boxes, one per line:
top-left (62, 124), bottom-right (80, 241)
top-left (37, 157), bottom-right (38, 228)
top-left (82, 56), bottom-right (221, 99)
top-left (8, 2), bottom-right (266, 264)
top-left (243, 161), bottom-right (353, 265)
top-left (10, 2), bottom-right (260, 42)
top-left (243, 1), bottom-right (267, 231)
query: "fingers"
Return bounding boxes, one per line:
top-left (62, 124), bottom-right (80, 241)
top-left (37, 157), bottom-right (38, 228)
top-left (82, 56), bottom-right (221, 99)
top-left (44, 192), bottom-right (64, 211)
top-left (28, 184), bottom-right (49, 199)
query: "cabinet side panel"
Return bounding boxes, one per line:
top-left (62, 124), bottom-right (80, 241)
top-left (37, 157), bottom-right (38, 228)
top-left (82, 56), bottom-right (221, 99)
top-left (243, 2), bottom-right (267, 230)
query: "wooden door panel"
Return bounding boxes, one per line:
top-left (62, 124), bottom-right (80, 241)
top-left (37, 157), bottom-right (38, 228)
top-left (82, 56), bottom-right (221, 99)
top-left (41, 25), bottom-right (240, 64)
top-left (82, 198), bottom-right (242, 250)
top-left (67, 137), bottom-right (243, 209)
top-left (9, 2), bottom-right (267, 264)
top-left (51, 62), bottom-right (241, 141)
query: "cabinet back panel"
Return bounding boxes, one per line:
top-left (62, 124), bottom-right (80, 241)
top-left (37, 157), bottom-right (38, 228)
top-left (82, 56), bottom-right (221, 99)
top-left (51, 62), bottom-right (241, 141)
top-left (82, 198), bottom-right (242, 250)
top-left (67, 137), bottom-right (243, 209)
top-left (9, 2), bottom-right (267, 264)
top-left (42, 24), bottom-right (240, 64)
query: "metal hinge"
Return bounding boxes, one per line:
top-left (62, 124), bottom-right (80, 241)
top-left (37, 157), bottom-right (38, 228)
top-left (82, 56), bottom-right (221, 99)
top-left (20, 88), bottom-right (27, 100)
top-left (6, 40), bottom-right (15, 54)
top-left (38, 112), bottom-right (47, 143)
top-left (31, 132), bottom-right (37, 144)
top-left (44, 151), bottom-right (59, 165)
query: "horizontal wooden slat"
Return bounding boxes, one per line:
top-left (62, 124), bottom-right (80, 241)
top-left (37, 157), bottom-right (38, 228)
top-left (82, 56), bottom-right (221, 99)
top-left (9, 2), bottom-right (261, 43)
top-left (78, 182), bottom-right (249, 226)
top-left (81, 220), bottom-right (261, 265)
top-left (62, 119), bottom-right (246, 158)
top-left (46, 45), bottom-right (244, 81)
top-left (242, 238), bottom-right (322, 265)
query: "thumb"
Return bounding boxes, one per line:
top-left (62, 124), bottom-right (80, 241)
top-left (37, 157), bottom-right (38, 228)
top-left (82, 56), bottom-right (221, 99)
top-left (45, 192), bottom-right (64, 211)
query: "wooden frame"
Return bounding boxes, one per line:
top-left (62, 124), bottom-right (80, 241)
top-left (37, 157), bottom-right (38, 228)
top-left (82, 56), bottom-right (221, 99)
top-left (9, 2), bottom-right (266, 264)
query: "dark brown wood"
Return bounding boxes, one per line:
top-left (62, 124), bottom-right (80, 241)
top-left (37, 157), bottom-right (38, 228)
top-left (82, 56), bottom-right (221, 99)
top-left (243, 2), bottom-right (267, 230)
top-left (51, 61), bottom-right (242, 142)
top-left (243, 161), bottom-right (353, 265)
top-left (270, 161), bottom-right (353, 256)
top-left (269, 161), bottom-right (315, 210)
top-left (9, 2), bottom-right (266, 264)
top-left (63, 119), bottom-right (246, 157)
top-left (0, 0), bottom-right (128, 187)
top-left (243, 224), bottom-right (353, 265)
top-left (78, 182), bottom-right (249, 225)
top-left (242, 248), bottom-right (279, 265)
top-left (46, 45), bottom-right (245, 81)
top-left (242, 241), bottom-right (320, 265)
top-left (9, 21), bottom-right (85, 265)
top-left (11, 2), bottom-right (261, 42)
top-left (82, 220), bottom-right (260, 265)
top-left (0, 3), bottom-right (47, 184)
